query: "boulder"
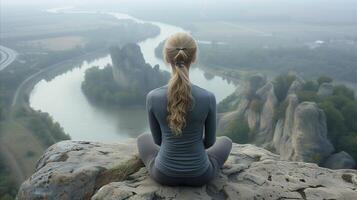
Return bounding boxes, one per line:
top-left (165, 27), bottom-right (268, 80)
top-left (17, 139), bottom-right (357, 200)
top-left (291, 102), bottom-right (335, 163)
top-left (16, 139), bottom-right (142, 200)
top-left (324, 151), bottom-right (356, 169)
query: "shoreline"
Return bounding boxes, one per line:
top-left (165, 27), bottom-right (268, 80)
top-left (11, 48), bottom-right (108, 115)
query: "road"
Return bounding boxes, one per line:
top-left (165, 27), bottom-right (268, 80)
top-left (11, 48), bottom-right (106, 109)
top-left (0, 45), bottom-right (18, 71)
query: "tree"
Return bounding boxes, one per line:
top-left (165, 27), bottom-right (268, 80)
top-left (341, 102), bottom-right (357, 132)
top-left (333, 85), bottom-right (355, 100)
top-left (319, 101), bottom-right (346, 144)
top-left (317, 76), bottom-right (333, 85)
top-left (273, 74), bottom-right (296, 102)
top-left (221, 115), bottom-right (251, 144)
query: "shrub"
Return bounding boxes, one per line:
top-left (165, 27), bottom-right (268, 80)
top-left (297, 90), bottom-right (319, 102)
top-left (319, 101), bottom-right (346, 144)
top-left (337, 133), bottom-right (357, 164)
top-left (333, 84), bottom-right (355, 100)
top-left (341, 102), bottom-right (357, 132)
top-left (81, 66), bottom-right (145, 106)
top-left (301, 80), bottom-right (319, 92)
top-left (221, 114), bottom-right (251, 144)
top-left (273, 74), bottom-right (296, 102)
top-left (317, 75), bottom-right (333, 85)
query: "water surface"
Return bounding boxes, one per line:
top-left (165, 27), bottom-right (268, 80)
top-left (30, 9), bottom-right (237, 142)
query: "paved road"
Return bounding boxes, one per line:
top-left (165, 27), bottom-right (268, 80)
top-left (0, 45), bottom-right (18, 71)
top-left (11, 48), bottom-right (106, 109)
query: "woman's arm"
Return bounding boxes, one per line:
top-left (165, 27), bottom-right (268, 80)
top-left (204, 93), bottom-right (217, 149)
top-left (146, 92), bottom-right (162, 146)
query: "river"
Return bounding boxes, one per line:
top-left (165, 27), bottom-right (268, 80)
top-left (29, 9), bottom-right (237, 142)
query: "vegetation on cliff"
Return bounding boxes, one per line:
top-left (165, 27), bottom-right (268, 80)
top-left (82, 44), bottom-right (169, 106)
top-left (82, 66), bottom-right (144, 105)
top-left (274, 74), bottom-right (357, 162)
top-left (296, 79), bottom-right (357, 162)
top-left (218, 74), bottom-right (357, 166)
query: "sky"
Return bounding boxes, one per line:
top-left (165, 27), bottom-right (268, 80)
top-left (2, 0), bottom-right (357, 24)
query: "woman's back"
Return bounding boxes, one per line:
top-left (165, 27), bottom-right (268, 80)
top-left (147, 84), bottom-right (216, 177)
top-left (137, 32), bottom-right (231, 186)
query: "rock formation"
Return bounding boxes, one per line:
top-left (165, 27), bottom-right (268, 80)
top-left (217, 74), bottom-right (356, 169)
top-left (17, 139), bottom-right (357, 200)
top-left (110, 43), bottom-right (170, 93)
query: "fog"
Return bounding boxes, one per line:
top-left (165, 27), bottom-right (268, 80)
top-left (3, 0), bottom-right (357, 24)
top-left (1, 0), bottom-right (357, 197)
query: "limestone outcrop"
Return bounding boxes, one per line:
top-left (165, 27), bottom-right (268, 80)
top-left (110, 43), bottom-right (170, 93)
top-left (217, 74), bottom-right (355, 169)
top-left (17, 139), bottom-right (357, 200)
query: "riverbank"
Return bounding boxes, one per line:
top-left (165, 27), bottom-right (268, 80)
top-left (0, 49), bottom-right (107, 188)
top-left (11, 48), bottom-right (108, 114)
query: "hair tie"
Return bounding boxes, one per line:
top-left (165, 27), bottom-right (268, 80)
top-left (176, 47), bottom-right (187, 51)
top-left (175, 60), bottom-right (185, 68)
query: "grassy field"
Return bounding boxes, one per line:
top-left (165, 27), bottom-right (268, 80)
top-left (1, 9), bottom-right (121, 40)
top-left (0, 120), bottom-right (45, 182)
top-left (23, 36), bottom-right (87, 51)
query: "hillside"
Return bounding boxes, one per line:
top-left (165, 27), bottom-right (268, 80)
top-left (217, 74), bottom-right (357, 169)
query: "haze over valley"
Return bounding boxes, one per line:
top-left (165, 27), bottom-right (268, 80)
top-left (1, 1), bottom-right (357, 199)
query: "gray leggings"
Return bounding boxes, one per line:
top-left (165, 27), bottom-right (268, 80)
top-left (137, 133), bottom-right (232, 187)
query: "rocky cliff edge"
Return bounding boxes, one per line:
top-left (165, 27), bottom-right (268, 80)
top-left (16, 138), bottom-right (357, 200)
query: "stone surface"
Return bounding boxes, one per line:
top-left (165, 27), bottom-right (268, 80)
top-left (290, 102), bottom-right (335, 163)
top-left (217, 75), bottom-right (354, 168)
top-left (17, 139), bottom-right (140, 200)
top-left (17, 140), bottom-right (357, 200)
top-left (324, 151), bottom-right (356, 169)
top-left (253, 82), bottom-right (278, 146)
top-left (110, 43), bottom-right (170, 92)
top-left (273, 94), bottom-right (299, 160)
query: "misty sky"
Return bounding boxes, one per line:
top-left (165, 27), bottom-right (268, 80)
top-left (2, 0), bottom-right (357, 24)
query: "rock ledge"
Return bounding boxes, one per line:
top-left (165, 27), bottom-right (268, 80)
top-left (17, 139), bottom-right (357, 200)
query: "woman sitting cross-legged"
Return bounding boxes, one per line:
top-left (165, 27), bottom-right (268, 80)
top-left (137, 32), bottom-right (232, 187)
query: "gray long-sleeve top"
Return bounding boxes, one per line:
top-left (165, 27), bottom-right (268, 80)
top-left (146, 84), bottom-right (216, 177)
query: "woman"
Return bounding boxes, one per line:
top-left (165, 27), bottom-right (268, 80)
top-left (137, 32), bottom-right (232, 187)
